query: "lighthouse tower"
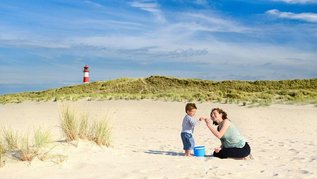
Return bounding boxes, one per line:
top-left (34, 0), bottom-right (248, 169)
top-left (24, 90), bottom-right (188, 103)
top-left (83, 65), bottom-right (90, 83)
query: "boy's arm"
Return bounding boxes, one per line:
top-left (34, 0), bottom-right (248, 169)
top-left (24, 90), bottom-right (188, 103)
top-left (188, 116), bottom-right (199, 126)
top-left (191, 116), bottom-right (207, 126)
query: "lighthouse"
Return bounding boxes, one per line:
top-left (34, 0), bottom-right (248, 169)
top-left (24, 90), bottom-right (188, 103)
top-left (83, 65), bottom-right (90, 83)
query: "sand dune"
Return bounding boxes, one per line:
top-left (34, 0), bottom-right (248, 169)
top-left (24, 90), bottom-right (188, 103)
top-left (1, 100), bottom-right (317, 178)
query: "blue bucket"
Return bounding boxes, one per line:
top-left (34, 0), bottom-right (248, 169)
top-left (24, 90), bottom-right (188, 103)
top-left (194, 146), bottom-right (205, 157)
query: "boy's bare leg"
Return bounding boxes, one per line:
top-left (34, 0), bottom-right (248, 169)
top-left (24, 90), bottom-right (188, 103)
top-left (185, 150), bottom-right (191, 156)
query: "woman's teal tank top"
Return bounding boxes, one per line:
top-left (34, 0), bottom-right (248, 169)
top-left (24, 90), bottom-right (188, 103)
top-left (220, 122), bottom-right (246, 148)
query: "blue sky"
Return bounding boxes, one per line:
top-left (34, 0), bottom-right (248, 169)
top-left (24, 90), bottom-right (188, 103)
top-left (0, 0), bottom-right (317, 94)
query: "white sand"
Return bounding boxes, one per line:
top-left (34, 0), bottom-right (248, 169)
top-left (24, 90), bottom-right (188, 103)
top-left (1, 100), bottom-right (317, 178)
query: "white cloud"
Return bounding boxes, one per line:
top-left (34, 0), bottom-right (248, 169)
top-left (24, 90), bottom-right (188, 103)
top-left (130, 0), bottom-right (166, 23)
top-left (266, 9), bottom-right (317, 23)
top-left (0, 28), bottom-right (70, 49)
top-left (180, 13), bottom-right (252, 33)
top-left (84, 0), bottom-right (105, 8)
top-left (273, 0), bottom-right (317, 4)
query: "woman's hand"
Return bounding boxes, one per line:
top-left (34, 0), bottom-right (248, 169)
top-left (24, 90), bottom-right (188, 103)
top-left (214, 147), bottom-right (221, 153)
top-left (199, 116), bottom-right (208, 121)
top-left (204, 118), bottom-right (212, 125)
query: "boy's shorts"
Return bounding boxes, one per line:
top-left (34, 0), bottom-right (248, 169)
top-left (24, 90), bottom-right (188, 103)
top-left (181, 132), bottom-right (195, 150)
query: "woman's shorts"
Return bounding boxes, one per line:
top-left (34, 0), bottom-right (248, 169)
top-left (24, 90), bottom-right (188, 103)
top-left (181, 132), bottom-right (195, 150)
top-left (213, 142), bottom-right (251, 159)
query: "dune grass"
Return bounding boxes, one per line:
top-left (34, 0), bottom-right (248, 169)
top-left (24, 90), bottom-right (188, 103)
top-left (34, 128), bottom-right (52, 149)
top-left (0, 104), bottom-right (111, 167)
top-left (1, 127), bottom-right (52, 162)
top-left (91, 118), bottom-right (111, 146)
top-left (1, 126), bottom-right (67, 165)
top-left (2, 127), bottom-right (18, 150)
top-left (0, 142), bottom-right (6, 167)
top-left (59, 105), bottom-right (78, 142)
top-left (1, 76), bottom-right (316, 106)
top-left (18, 133), bottom-right (36, 161)
top-left (78, 114), bottom-right (89, 139)
top-left (59, 104), bottom-right (112, 146)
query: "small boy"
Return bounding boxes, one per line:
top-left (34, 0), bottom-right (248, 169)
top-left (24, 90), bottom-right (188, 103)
top-left (181, 103), bottom-right (201, 157)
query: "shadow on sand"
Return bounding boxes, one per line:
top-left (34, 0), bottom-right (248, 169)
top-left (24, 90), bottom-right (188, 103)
top-left (144, 150), bottom-right (213, 157)
top-left (144, 150), bottom-right (184, 156)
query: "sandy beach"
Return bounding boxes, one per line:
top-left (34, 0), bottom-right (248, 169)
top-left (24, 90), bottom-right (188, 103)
top-left (1, 100), bottom-right (317, 178)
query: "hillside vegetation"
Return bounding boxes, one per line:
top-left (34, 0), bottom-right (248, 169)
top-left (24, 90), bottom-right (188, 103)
top-left (1, 76), bottom-right (317, 106)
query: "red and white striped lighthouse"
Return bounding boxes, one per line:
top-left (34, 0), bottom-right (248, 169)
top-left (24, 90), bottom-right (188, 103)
top-left (83, 65), bottom-right (90, 83)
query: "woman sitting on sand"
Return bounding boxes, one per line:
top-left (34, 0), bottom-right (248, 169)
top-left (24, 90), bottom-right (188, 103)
top-left (203, 108), bottom-right (251, 159)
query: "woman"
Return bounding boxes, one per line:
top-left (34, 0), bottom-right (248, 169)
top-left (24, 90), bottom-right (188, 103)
top-left (204, 108), bottom-right (251, 159)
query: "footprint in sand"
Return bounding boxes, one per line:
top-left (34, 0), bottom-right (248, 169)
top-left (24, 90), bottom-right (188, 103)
top-left (299, 170), bottom-right (310, 175)
top-left (278, 142), bottom-right (285, 147)
top-left (290, 156), bottom-right (307, 162)
top-left (288, 148), bottom-right (299, 153)
top-left (260, 149), bottom-right (267, 153)
top-left (309, 156), bottom-right (317, 162)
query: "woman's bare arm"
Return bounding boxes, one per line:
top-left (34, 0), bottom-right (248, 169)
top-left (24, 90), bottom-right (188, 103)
top-left (206, 119), bottom-right (230, 139)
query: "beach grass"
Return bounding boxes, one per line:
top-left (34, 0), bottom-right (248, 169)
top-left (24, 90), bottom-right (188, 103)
top-left (34, 128), bottom-right (52, 148)
top-left (18, 133), bottom-right (37, 161)
top-left (78, 114), bottom-right (89, 139)
top-left (60, 105), bottom-right (78, 141)
top-left (1, 76), bottom-right (316, 105)
top-left (1, 127), bottom-right (53, 162)
top-left (0, 142), bottom-right (6, 167)
top-left (2, 127), bottom-right (18, 150)
top-left (59, 104), bottom-right (112, 146)
top-left (91, 118), bottom-right (112, 146)
top-left (0, 103), bottom-right (112, 167)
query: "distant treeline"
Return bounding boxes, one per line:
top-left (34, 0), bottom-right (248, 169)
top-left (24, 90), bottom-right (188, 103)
top-left (1, 76), bottom-right (317, 106)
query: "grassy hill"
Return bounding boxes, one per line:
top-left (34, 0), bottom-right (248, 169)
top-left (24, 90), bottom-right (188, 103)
top-left (1, 76), bottom-right (317, 106)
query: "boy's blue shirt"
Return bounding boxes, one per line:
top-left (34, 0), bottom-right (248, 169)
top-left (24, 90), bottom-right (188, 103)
top-left (181, 114), bottom-right (198, 134)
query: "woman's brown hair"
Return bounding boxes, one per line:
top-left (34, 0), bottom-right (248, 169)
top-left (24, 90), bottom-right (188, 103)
top-left (210, 108), bottom-right (228, 125)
